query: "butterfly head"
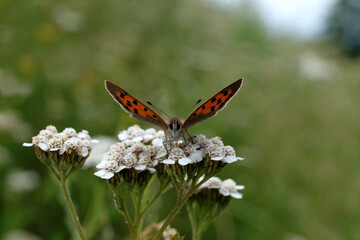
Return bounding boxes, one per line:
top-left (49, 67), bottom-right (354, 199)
top-left (167, 117), bottom-right (184, 139)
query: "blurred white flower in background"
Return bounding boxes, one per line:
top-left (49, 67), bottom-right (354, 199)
top-left (0, 145), bottom-right (12, 167)
top-left (298, 52), bottom-right (338, 81)
top-left (52, 4), bottom-right (84, 32)
top-left (83, 136), bottom-right (115, 169)
top-left (6, 169), bottom-right (40, 193)
top-left (3, 230), bottom-right (41, 240)
top-left (0, 69), bottom-right (32, 97)
top-left (0, 110), bottom-right (32, 141)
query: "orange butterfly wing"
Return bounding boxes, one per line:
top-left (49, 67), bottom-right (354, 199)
top-left (183, 78), bottom-right (243, 129)
top-left (105, 80), bottom-right (168, 130)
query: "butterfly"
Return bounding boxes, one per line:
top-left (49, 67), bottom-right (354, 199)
top-left (105, 79), bottom-right (243, 151)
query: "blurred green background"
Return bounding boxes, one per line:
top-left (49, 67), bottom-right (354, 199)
top-left (1, 0), bottom-right (359, 239)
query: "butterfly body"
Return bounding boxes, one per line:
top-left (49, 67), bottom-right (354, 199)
top-left (166, 117), bottom-right (185, 139)
top-left (105, 79), bottom-right (243, 151)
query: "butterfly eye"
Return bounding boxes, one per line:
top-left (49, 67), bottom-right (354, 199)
top-left (169, 123), bottom-right (173, 130)
top-left (176, 122), bottom-right (181, 130)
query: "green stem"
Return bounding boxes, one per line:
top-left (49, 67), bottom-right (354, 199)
top-left (140, 175), bottom-right (157, 209)
top-left (47, 164), bottom-right (60, 181)
top-left (114, 191), bottom-right (133, 232)
top-left (153, 177), bottom-right (209, 240)
top-left (186, 203), bottom-right (198, 240)
top-left (169, 172), bottom-right (180, 191)
top-left (140, 187), bottom-right (165, 215)
top-left (194, 214), bottom-right (217, 240)
top-left (59, 178), bottom-right (86, 240)
top-left (131, 190), bottom-right (144, 240)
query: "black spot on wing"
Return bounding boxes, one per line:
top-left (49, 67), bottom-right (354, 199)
top-left (132, 100), bottom-right (138, 105)
top-left (134, 109), bottom-right (138, 114)
top-left (152, 114), bottom-right (157, 118)
top-left (222, 90), bottom-right (228, 96)
top-left (126, 101), bottom-right (132, 107)
top-left (201, 105), bottom-right (205, 109)
top-left (193, 113), bottom-right (197, 117)
top-left (217, 99), bottom-right (222, 104)
top-left (124, 106), bottom-right (130, 111)
top-left (211, 97), bottom-right (216, 103)
top-left (211, 106), bottom-right (215, 112)
top-left (120, 93), bottom-right (125, 98)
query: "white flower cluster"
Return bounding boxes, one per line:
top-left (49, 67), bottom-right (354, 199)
top-left (117, 125), bottom-right (164, 146)
top-left (23, 125), bottom-right (96, 157)
top-left (163, 134), bottom-right (244, 165)
top-left (94, 125), bottom-right (245, 179)
top-left (199, 177), bottom-right (244, 199)
top-left (94, 126), bottom-right (166, 179)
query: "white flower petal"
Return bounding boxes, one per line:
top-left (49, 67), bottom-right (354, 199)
top-left (205, 177), bottom-right (222, 188)
top-left (162, 159), bottom-right (175, 164)
top-left (223, 156), bottom-right (238, 163)
top-left (152, 138), bottom-right (163, 146)
top-left (101, 172), bottom-right (115, 179)
top-left (59, 145), bottom-right (66, 155)
top-left (23, 143), bottom-right (33, 147)
top-left (132, 136), bottom-right (144, 142)
top-left (116, 165), bottom-right (127, 172)
top-left (236, 185), bottom-right (245, 190)
top-left (94, 169), bottom-right (105, 176)
top-left (189, 152), bottom-right (202, 163)
top-left (237, 157), bottom-right (245, 161)
top-left (191, 143), bottom-right (201, 149)
top-left (50, 148), bottom-right (60, 152)
top-left (117, 131), bottom-right (129, 141)
top-left (94, 169), bottom-right (115, 179)
top-left (231, 192), bottom-right (243, 199)
top-left (178, 157), bottom-right (192, 166)
top-left (143, 134), bottom-right (154, 143)
top-left (81, 147), bottom-right (89, 157)
top-left (211, 156), bottom-right (223, 161)
top-left (96, 160), bottom-right (107, 169)
top-left (135, 165), bottom-right (147, 171)
top-left (145, 128), bottom-right (155, 133)
top-left (91, 139), bottom-right (100, 144)
top-left (147, 167), bottom-right (156, 173)
top-left (38, 143), bottom-right (49, 151)
top-left (156, 150), bottom-right (167, 158)
top-left (219, 188), bottom-right (230, 196)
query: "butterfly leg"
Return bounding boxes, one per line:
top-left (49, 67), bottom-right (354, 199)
top-left (163, 136), bottom-right (173, 156)
top-left (184, 130), bottom-right (194, 143)
top-left (181, 131), bottom-right (187, 145)
top-left (163, 140), bottom-right (170, 156)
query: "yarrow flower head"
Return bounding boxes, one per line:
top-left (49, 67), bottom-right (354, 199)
top-left (94, 141), bottom-right (160, 178)
top-left (117, 125), bottom-right (165, 145)
top-left (95, 124), bottom-right (244, 196)
top-left (187, 177), bottom-right (244, 238)
top-left (95, 129), bottom-right (167, 189)
top-left (106, 125), bottom-right (244, 186)
top-left (23, 125), bottom-right (97, 178)
top-left (192, 177), bottom-right (244, 205)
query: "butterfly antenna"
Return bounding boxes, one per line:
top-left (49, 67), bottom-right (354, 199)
top-left (182, 99), bottom-right (202, 115)
top-left (147, 101), bottom-right (172, 119)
